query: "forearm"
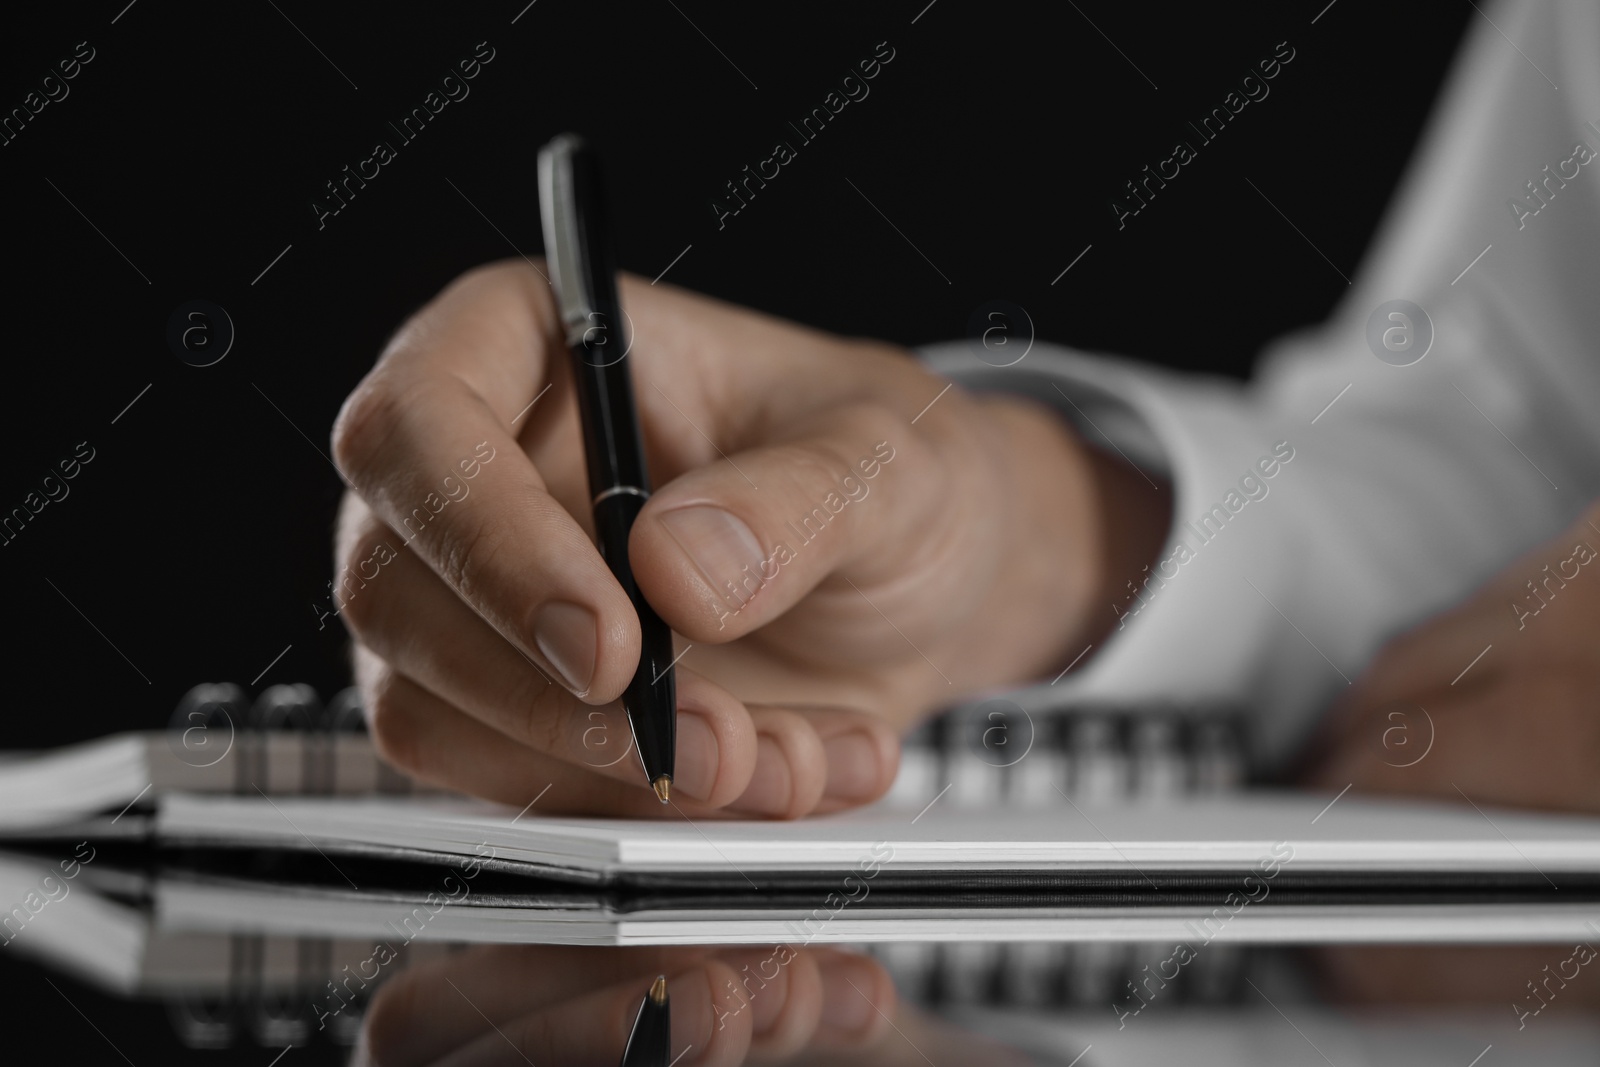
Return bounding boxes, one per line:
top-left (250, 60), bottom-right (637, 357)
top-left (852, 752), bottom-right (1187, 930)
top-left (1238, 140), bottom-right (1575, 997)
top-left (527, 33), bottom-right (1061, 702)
top-left (912, 0), bottom-right (1600, 765)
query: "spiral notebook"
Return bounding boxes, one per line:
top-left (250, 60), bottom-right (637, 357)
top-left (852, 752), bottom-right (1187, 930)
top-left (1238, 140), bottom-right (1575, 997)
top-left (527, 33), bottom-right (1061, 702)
top-left (6, 683), bottom-right (1600, 948)
top-left (7, 687), bottom-right (1600, 1065)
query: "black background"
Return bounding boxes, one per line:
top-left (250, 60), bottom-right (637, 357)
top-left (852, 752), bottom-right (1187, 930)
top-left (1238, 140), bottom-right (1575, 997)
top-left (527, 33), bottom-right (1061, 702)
top-left (0, 0), bottom-right (1477, 1060)
top-left (0, 0), bottom-right (1474, 752)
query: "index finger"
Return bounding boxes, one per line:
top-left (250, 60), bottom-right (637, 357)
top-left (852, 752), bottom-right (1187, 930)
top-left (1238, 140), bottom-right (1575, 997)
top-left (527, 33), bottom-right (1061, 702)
top-left (331, 261), bottom-right (639, 703)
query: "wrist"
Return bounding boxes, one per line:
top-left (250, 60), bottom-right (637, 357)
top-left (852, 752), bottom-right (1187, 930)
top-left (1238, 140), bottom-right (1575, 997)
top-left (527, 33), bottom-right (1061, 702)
top-left (1079, 441), bottom-right (1173, 649)
top-left (983, 394), bottom-right (1172, 682)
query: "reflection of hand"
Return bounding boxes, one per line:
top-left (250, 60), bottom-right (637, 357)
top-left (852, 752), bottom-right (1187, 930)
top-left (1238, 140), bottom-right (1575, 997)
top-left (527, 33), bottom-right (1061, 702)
top-left (355, 943), bottom-right (901, 1066)
top-left (334, 261), bottom-right (1166, 818)
top-left (1305, 500), bottom-right (1600, 812)
top-left (1312, 942), bottom-right (1600, 1018)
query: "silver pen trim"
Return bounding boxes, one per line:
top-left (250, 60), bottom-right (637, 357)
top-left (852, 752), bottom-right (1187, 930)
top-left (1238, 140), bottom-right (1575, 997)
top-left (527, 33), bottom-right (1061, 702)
top-left (593, 485), bottom-right (650, 506)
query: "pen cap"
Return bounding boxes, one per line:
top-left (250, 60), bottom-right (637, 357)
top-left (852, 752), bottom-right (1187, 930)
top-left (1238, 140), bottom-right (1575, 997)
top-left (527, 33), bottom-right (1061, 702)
top-left (538, 134), bottom-right (650, 499)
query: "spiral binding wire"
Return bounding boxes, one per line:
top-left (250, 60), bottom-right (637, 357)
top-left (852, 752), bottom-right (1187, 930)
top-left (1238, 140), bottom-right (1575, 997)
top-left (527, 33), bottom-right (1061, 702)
top-left (889, 704), bottom-right (1248, 807)
top-left (163, 681), bottom-right (414, 798)
top-left (872, 704), bottom-right (1255, 1010)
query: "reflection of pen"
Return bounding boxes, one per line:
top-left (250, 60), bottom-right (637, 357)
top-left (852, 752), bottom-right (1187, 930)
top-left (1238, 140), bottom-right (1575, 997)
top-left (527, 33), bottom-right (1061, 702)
top-left (621, 974), bottom-right (670, 1067)
top-left (538, 134), bottom-right (677, 803)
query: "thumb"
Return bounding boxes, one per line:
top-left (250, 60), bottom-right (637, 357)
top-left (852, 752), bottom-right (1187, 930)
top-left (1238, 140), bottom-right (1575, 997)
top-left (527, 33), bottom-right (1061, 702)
top-left (629, 401), bottom-right (940, 642)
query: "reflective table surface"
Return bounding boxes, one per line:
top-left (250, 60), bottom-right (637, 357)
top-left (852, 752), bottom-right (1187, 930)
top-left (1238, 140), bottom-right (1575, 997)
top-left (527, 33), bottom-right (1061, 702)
top-left (9, 934), bottom-right (1600, 1065)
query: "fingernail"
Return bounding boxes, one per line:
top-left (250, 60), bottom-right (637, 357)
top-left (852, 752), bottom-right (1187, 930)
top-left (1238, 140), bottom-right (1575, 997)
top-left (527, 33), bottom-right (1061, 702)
top-left (658, 505), bottom-right (768, 609)
top-left (675, 708), bottom-right (720, 800)
top-left (733, 734), bottom-right (793, 816)
top-left (818, 956), bottom-right (875, 1034)
top-left (532, 600), bottom-right (597, 696)
top-left (823, 731), bottom-right (883, 802)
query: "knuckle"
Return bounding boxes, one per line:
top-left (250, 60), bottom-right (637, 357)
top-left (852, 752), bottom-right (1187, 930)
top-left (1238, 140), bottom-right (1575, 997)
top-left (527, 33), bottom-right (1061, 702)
top-left (837, 401), bottom-right (916, 476)
top-left (434, 511), bottom-right (507, 607)
top-left (442, 259), bottom-right (556, 347)
top-left (331, 373), bottom-right (408, 485)
top-left (787, 441), bottom-right (850, 492)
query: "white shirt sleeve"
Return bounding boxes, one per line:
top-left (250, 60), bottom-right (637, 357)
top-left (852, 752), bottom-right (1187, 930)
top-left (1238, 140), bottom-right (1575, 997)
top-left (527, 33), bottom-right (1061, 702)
top-left (921, 0), bottom-right (1600, 765)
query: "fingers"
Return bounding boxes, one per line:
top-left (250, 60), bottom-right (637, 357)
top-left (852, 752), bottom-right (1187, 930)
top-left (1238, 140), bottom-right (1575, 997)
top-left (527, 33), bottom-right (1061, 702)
top-left (1312, 944), bottom-right (1583, 1005)
top-left (631, 402), bottom-right (946, 643)
top-left (335, 258), bottom-right (946, 818)
top-left (704, 947), bottom-right (897, 1061)
top-left (332, 263), bottom-right (640, 704)
top-left (355, 655), bottom-right (675, 818)
top-left (333, 262), bottom-right (917, 705)
top-left (1310, 592), bottom-right (1510, 764)
top-left (1345, 597), bottom-right (1510, 705)
top-left (806, 948), bottom-right (897, 1050)
top-left (363, 945), bottom-right (714, 1065)
top-left (354, 646), bottom-right (756, 813)
top-left (432, 958), bottom-right (752, 1067)
top-left (342, 482), bottom-right (897, 815)
top-left (1349, 500), bottom-right (1600, 703)
top-left (740, 706), bottom-right (899, 817)
top-left (1311, 675), bottom-right (1600, 813)
top-left (355, 644), bottom-right (895, 818)
top-left (341, 499), bottom-right (758, 805)
top-left (362, 944), bottom-right (895, 1067)
top-left (1309, 500), bottom-right (1600, 805)
top-left (728, 947), bottom-right (824, 1061)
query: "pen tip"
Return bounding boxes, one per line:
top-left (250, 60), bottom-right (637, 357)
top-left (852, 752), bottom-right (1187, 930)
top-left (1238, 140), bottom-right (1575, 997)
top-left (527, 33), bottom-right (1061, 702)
top-left (653, 776), bottom-right (671, 804)
top-left (650, 974), bottom-right (668, 1004)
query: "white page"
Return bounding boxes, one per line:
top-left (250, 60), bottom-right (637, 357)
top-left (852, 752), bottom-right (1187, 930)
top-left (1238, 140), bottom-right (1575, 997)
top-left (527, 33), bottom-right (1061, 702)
top-left (156, 791), bottom-right (1600, 879)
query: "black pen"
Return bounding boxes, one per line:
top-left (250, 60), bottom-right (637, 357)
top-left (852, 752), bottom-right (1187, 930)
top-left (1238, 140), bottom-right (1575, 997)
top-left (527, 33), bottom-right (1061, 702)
top-left (620, 974), bottom-right (671, 1067)
top-left (538, 134), bottom-right (677, 803)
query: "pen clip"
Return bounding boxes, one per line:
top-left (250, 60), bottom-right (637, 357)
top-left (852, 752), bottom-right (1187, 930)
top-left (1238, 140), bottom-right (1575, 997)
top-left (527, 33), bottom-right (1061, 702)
top-left (538, 133), bottom-right (599, 348)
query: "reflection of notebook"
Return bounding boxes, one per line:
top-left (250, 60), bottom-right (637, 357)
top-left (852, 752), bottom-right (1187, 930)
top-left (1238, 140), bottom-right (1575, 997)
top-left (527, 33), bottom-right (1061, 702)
top-left (25, 847), bottom-right (1599, 1067)
top-left (0, 849), bottom-right (437, 1049)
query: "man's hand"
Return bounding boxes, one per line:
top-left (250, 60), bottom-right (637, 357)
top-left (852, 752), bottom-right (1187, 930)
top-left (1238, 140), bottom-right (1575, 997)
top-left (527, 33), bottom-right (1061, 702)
top-left (332, 261), bottom-right (1165, 818)
top-left (1302, 503), bottom-right (1600, 1008)
top-left (1306, 499), bottom-right (1600, 812)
